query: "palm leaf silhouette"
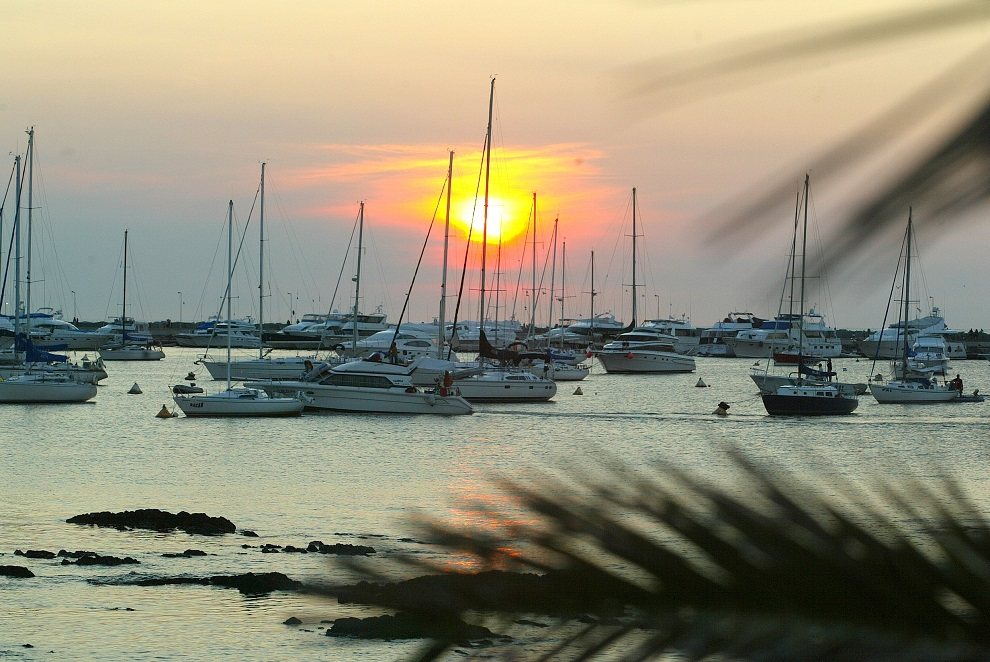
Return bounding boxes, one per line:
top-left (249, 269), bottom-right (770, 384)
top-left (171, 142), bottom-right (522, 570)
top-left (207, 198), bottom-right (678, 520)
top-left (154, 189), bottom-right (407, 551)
top-left (622, 1), bottom-right (990, 266)
top-left (333, 451), bottom-right (990, 660)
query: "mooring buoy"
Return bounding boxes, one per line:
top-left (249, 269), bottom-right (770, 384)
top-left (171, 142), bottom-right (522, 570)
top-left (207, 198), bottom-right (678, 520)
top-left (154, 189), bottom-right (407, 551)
top-left (713, 401), bottom-right (730, 416)
top-left (156, 404), bottom-right (173, 418)
top-left (573, 386), bottom-right (584, 395)
top-left (695, 378), bottom-right (708, 388)
top-left (128, 382), bottom-right (143, 394)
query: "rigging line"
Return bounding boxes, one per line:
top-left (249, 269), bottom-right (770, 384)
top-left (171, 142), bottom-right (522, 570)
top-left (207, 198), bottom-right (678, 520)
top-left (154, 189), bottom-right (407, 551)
top-left (324, 206), bottom-right (361, 320)
top-left (447, 130), bottom-right (489, 361)
top-left (389, 172), bottom-right (447, 347)
top-left (509, 196), bottom-right (534, 326)
top-left (0, 159), bottom-right (18, 307)
top-left (869, 210), bottom-right (911, 373)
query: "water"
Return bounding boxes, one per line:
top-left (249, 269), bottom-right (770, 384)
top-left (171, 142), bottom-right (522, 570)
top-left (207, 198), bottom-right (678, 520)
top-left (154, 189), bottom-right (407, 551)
top-left (2, 349), bottom-right (989, 659)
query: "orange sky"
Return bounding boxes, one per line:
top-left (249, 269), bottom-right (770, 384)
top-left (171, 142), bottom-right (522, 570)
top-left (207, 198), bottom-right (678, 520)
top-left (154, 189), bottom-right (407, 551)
top-left (2, 1), bottom-right (989, 328)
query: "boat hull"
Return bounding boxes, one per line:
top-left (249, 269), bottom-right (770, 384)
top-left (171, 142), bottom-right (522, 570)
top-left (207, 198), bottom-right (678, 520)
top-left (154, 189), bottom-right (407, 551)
top-left (725, 338), bottom-right (842, 359)
top-left (0, 378), bottom-right (97, 403)
top-left (248, 380), bottom-right (473, 415)
top-left (173, 390), bottom-right (304, 417)
top-left (455, 374), bottom-right (557, 402)
top-left (597, 350), bottom-right (695, 373)
top-left (869, 381), bottom-right (960, 404)
top-left (750, 373), bottom-right (866, 397)
top-left (100, 347), bottom-right (165, 361)
top-left (761, 391), bottom-right (858, 416)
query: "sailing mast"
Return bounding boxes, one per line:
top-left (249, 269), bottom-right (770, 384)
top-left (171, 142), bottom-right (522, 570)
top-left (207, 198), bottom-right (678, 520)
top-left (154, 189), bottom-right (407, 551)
top-left (25, 128), bottom-right (35, 342)
top-left (121, 229), bottom-right (128, 343)
top-left (352, 201), bottom-right (364, 351)
top-left (225, 200), bottom-right (234, 391)
top-left (529, 191), bottom-right (537, 339)
top-left (589, 250), bottom-right (596, 339)
top-left (901, 208), bottom-right (913, 372)
top-left (439, 151), bottom-right (453, 358)
top-left (13, 154), bottom-right (22, 351)
top-left (258, 162), bottom-right (266, 359)
top-left (797, 174), bottom-right (810, 362)
top-left (479, 77), bottom-right (495, 334)
top-left (630, 187), bottom-right (639, 327)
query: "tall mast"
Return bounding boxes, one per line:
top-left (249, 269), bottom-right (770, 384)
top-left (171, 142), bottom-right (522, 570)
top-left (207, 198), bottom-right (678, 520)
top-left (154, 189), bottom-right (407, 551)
top-left (122, 229), bottom-right (128, 341)
top-left (479, 77), bottom-right (494, 328)
top-left (529, 191), bottom-right (537, 338)
top-left (559, 240), bottom-right (566, 351)
top-left (258, 162), bottom-right (266, 359)
top-left (590, 250), bottom-right (596, 336)
top-left (797, 174), bottom-right (810, 358)
top-left (630, 187), bottom-right (638, 326)
top-left (13, 155), bottom-right (21, 343)
top-left (547, 217), bottom-right (558, 344)
top-left (439, 151), bottom-right (453, 358)
top-left (902, 208), bottom-right (913, 364)
top-left (353, 201), bottom-right (364, 350)
top-left (226, 200), bottom-right (234, 390)
top-left (25, 128), bottom-right (34, 336)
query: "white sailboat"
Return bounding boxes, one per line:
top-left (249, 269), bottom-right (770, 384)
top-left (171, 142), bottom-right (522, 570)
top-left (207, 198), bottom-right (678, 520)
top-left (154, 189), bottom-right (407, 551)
top-left (869, 210), bottom-right (965, 404)
top-left (0, 131), bottom-right (98, 404)
top-left (173, 199), bottom-right (304, 417)
top-left (199, 163), bottom-right (322, 382)
top-left (760, 175), bottom-right (857, 416)
top-left (99, 230), bottom-right (165, 361)
top-left (597, 188), bottom-right (696, 374)
top-left (452, 79), bottom-right (556, 402)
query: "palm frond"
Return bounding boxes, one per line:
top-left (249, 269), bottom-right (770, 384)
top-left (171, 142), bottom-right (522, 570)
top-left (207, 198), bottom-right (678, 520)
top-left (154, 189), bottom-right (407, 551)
top-left (335, 452), bottom-right (990, 660)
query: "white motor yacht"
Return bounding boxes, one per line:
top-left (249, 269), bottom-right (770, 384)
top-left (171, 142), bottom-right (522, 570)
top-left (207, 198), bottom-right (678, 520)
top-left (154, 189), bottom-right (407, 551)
top-left (246, 357), bottom-right (473, 415)
top-left (723, 310), bottom-right (841, 359)
top-left (640, 317), bottom-right (702, 354)
top-left (693, 312), bottom-right (760, 357)
top-left (597, 327), bottom-right (696, 373)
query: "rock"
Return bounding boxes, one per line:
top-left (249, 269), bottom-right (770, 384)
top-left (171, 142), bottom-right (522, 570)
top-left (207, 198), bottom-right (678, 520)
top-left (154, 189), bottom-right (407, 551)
top-left (240, 530), bottom-right (259, 537)
top-left (67, 509), bottom-right (236, 535)
top-left (57, 550), bottom-right (98, 559)
top-left (64, 554), bottom-right (139, 566)
top-left (123, 571), bottom-right (302, 595)
top-left (14, 549), bottom-right (56, 559)
top-left (336, 569), bottom-right (626, 618)
top-left (162, 549), bottom-right (208, 558)
top-left (327, 612), bottom-right (494, 641)
top-left (283, 617), bottom-right (302, 625)
top-left (1, 565), bottom-right (35, 578)
top-left (307, 540), bottom-right (376, 556)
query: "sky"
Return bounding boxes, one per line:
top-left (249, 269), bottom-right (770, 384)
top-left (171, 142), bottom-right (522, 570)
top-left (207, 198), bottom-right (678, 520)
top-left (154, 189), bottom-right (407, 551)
top-left (2, 1), bottom-right (989, 331)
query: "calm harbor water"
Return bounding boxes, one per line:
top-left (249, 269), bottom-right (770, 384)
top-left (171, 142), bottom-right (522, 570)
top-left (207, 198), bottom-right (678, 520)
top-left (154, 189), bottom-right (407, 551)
top-left (2, 348), bottom-right (989, 659)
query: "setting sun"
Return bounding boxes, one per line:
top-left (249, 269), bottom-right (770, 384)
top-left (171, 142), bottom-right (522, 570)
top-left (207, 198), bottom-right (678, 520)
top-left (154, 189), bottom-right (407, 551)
top-left (454, 193), bottom-right (530, 246)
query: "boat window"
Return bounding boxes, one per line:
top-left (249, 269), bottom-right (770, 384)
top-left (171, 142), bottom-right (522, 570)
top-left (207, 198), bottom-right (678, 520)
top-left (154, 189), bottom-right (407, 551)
top-left (320, 374), bottom-right (394, 389)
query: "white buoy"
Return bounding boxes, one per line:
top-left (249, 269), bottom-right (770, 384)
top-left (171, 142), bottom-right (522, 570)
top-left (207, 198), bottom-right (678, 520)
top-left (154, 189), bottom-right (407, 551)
top-left (128, 382), bottom-right (142, 394)
top-left (573, 386), bottom-right (584, 395)
top-left (695, 378), bottom-right (708, 388)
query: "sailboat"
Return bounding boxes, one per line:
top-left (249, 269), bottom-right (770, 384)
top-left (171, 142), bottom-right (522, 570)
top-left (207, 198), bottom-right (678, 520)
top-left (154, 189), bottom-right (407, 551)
top-left (596, 188), bottom-right (696, 374)
top-left (452, 79), bottom-right (556, 402)
top-left (0, 142), bottom-right (97, 404)
top-left (761, 175), bottom-right (857, 416)
top-left (869, 210), bottom-right (969, 404)
top-left (173, 200), bottom-right (304, 417)
top-left (198, 163), bottom-right (323, 381)
top-left (99, 230), bottom-right (166, 361)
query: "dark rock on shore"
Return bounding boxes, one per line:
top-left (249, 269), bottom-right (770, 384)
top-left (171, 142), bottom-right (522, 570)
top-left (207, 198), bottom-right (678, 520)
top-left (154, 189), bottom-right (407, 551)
top-left (14, 549), bottom-right (56, 559)
top-left (62, 554), bottom-right (139, 566)
top-left (327, 612), bottom-right (495, 641)
top-left (161, 549), bottom-right (207, 558)
top-left (66, 509), bottom-right (236, 535)
top-left (336, 569), bottom-right (627, 618)
top-left (240, 530), bottom-right (259, 537)
top-left (1, 565), bottom-right (35, 578)
top-left (283, 616), bottom-right (302, 625)
top-left (307, 540), bottom-right (376, 556)
top-left (58, 550), bottom-right (98, 558)
top-left (120, 571), bottom-right (301, 595)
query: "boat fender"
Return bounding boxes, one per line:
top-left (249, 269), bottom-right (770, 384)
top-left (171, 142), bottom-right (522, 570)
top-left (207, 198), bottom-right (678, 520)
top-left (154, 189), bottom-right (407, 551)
top-left (625, 352), bottom-right (633, 359)
top-left (426, 394), bottom-right (436, 405)
top-left (713, 401), bottom-right (730, 416)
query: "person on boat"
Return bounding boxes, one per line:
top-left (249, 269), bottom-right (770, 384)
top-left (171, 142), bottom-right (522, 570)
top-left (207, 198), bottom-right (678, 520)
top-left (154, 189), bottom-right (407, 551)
top-left (387, 341), bottom-right (398, 364)
top-left (950, 374), bottom-right (963, 393)
top-left (440, 370), bottom-right (453, 396)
